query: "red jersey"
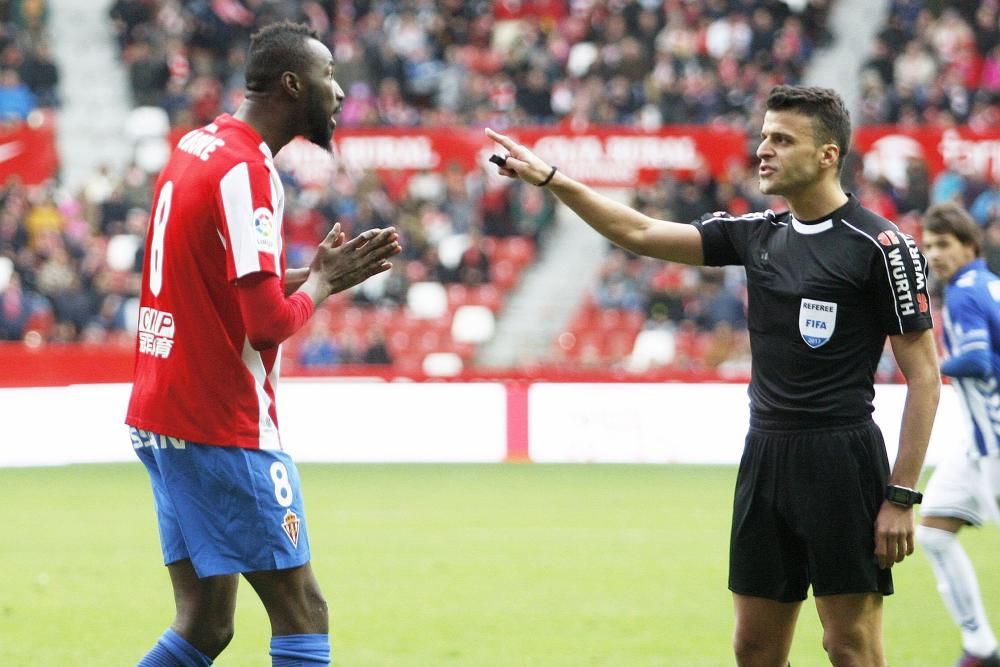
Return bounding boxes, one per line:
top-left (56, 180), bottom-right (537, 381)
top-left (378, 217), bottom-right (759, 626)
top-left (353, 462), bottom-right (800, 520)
top-left (127, 114), bottom-right (288, 449)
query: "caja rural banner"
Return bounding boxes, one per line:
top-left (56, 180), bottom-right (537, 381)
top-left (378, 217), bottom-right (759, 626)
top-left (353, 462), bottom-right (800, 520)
top-left (854, 126), bottom-right (1000, 188)
top-left (273, 125), bottom-right (750, 189)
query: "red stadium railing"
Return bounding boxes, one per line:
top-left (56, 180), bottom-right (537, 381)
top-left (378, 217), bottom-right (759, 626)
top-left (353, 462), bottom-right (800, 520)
top-left (0, 342), bottom-right (748, 388)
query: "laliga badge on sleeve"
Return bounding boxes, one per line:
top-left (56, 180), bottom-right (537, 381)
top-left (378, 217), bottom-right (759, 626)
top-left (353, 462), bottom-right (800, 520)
top-left (253, 207), bottom-right (277, 253)
top-left (799, 298), bottom-right (837, 348)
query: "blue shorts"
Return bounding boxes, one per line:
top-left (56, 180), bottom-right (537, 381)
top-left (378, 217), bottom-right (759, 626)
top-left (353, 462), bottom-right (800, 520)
top-left (131, 427), bottom-right (312, 578)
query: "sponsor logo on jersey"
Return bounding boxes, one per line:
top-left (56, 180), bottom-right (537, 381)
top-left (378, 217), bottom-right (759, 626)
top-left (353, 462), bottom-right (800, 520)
top-left (253, 208), bottom-right (277, 253)
top-left (799, 298), bottom-right (837, 348)
top-left (877, 230), bottom-right (900, 246)
top-left (887, 236), bottom-right (926, 317)
top-left (902, 234), bottom-right (926, 292)
top-left (281, 509), bottom-right (301, 548)
top-left (137, 306), bottom-right (176, 359)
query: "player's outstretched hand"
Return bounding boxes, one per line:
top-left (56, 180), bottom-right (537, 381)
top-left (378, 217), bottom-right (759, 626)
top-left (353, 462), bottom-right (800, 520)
top-left (486, 128), bottom-right (556, 187)
top-left (311, 223), bottom-right (401, 296)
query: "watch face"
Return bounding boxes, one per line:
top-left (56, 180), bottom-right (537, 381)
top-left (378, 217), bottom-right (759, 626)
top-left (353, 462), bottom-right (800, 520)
top-left (886, 486), bottom-right (921, 505)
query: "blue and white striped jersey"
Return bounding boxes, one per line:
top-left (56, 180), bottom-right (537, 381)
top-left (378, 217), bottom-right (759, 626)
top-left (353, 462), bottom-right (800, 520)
top-left (940, 258), bottom-right (1000, 458)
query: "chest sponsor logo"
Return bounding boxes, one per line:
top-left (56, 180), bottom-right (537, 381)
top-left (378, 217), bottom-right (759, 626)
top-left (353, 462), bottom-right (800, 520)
top-left (253, 207), bottom-right (277, 253)
top-left (137, 306), bottom-right (176, 358)
top-left (799, 298), bottom-right (837, 348)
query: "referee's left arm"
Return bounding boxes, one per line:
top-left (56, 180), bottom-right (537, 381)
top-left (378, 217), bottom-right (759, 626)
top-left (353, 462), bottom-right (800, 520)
top-left (875, 328), bottom-right (941, 568)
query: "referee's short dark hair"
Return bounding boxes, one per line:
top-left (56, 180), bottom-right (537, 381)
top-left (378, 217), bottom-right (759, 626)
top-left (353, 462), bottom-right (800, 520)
top-left (245, 21), bottom-right (321, 93)
top-left (922, 201), bottom-right (982, 256)
top-left (766, 85), bottom-right (852, 172)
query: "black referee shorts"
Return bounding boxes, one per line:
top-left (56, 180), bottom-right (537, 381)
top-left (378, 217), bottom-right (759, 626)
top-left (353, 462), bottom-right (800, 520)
top-left (728, 418), bottom-right (893, 603)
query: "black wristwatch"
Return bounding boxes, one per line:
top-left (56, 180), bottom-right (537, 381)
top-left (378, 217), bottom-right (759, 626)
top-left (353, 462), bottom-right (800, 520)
top-left (885, 485), bottom-right (923, 507)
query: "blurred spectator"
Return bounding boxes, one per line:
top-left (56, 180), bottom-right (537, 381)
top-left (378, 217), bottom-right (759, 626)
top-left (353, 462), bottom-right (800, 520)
top-left (18, 42), bottom-right (58, 107)
top-left (861, 3), bottom-right (999, 126)
top-left (970, 182), bottom-right (1000, 228)
top-left (298, 309), bottom-right (341, 368)
top-left (0, 68), bottom-right (35, 120)
top-left (362, 329), bottom-right (392, 365)
top-left (0, 271), bottom-right (46, 340)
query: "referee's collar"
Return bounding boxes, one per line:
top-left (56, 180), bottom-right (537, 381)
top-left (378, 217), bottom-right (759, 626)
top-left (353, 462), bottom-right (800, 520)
top-left (790, 194), bottom-right (857, 235)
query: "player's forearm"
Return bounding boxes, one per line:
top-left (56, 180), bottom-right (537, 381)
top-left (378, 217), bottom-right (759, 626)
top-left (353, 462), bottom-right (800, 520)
top-left (891, 368), bottom-right (940, 488)
top-left (547, 173), bottom-right (657, 252)
top-left (284, 267), bottom-right (309, 296)
top-left (547, 172), bottom-right (702, 263)
top-left (296, 272), bottom-right (333, 308)
top-left (237, 273), bottom-right (316, 349)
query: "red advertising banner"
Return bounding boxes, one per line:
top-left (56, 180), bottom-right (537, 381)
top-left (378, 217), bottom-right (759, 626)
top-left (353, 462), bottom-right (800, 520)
top-left (0, 111), bottom-right (59, 186)
top-left (272, 126), bottom-right (749, 189)
top-left (854, 126), bottom-right (1000, 188)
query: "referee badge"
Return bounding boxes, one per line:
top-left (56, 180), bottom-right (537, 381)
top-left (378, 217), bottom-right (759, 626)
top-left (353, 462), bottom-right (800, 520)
top-left (281, 509), bottom-right (301, 548)
top-left (799, 298), bottom-right (837, 348)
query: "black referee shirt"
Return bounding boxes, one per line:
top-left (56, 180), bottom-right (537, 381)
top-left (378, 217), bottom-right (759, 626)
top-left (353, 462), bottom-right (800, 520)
top-left (694, 194), bottom-right (933, 424)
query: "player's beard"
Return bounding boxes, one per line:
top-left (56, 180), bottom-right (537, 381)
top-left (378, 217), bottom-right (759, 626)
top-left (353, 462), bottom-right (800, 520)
top-left (304, 91), bottom-right (334, 152)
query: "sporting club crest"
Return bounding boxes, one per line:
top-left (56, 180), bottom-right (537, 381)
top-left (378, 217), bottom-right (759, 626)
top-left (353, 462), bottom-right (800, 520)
top-left (281, 509), bottom-right (301, 548)
top-left (799, 298), bottom-right (837, 349)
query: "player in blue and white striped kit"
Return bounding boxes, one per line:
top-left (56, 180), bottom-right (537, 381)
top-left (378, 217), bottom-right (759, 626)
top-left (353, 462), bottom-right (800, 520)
top-left (919, 202), bottom-right (1000, 667)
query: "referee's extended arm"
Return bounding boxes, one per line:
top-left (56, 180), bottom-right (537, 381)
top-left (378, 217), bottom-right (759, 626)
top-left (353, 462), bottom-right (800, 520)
top-left (485, 128), bottom-right (704, 265)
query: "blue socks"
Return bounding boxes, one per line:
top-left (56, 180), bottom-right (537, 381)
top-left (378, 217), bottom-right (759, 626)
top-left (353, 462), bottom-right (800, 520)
top-left (137, 629), bottom-right (328, 666)
top-left (270, 634), bottom-right (331, 666)
top-left (137, 628), bottom-right (213, 666)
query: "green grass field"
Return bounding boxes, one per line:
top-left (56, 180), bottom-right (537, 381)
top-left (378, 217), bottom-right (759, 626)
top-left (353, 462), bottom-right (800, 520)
top-left (0, 463), bottom-right (995, 666)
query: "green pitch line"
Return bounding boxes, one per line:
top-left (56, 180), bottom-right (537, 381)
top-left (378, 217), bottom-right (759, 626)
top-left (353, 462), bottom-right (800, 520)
top-left (0, 464), bottom-right (993, 666)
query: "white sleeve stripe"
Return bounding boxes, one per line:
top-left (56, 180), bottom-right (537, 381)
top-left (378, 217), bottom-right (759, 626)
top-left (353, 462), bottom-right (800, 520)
top-left (241, 337), bottom-right (280, 450)
top-left (699, 211), bottom-right (771, 225)
top-left (264, 157), bottom-right (283, 268)
top-left (840, 219), bottom-right (904, 332)
top-left (220, 162), bottom-right (261, 278)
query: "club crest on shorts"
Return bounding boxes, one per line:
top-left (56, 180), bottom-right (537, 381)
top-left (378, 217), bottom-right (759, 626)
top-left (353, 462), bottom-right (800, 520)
top-left (799, 298), bottom-right (837, 348)
top-left (281, 509), bottom-right (301, 548)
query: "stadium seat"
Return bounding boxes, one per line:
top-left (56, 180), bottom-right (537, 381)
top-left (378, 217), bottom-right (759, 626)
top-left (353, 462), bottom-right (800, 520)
top-left (387, 330), bottom-right (411, 356)
top-left (494, 236), bottom-right (534, 268)
top-left (406, 281), bottom-right (448, 318)
top-left (451, 305), bottom-right (495, 344)
top-left (0, 256), bottom-right (12, 291)
top-left (423, 351), bottom-right (463, 377)
top-left (468, 285), bottom-right (502, 312)
top-left (490, 259), bottom-right (518, 291)
top-left (446, 283), bottom-right (470, 309)
top-left (626, 329), bottom-right (676, 372)
top-left (106, 234), bottom-right (141, 272)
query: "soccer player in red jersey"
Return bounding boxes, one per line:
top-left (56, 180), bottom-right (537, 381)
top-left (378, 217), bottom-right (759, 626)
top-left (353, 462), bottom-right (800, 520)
top-left (127, 22), bottom-right (400, 667)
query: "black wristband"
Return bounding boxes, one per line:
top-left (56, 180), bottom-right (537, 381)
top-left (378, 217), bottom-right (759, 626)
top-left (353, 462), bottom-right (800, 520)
top-left (537, 165), bottom-right (557, 187)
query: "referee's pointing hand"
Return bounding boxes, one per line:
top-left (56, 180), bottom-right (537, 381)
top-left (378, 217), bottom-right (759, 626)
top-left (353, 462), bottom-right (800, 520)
top-left (485, 128), bottom-right (557, 187)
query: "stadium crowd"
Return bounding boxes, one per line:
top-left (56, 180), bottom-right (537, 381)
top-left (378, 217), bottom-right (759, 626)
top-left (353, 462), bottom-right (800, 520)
top-left (1, 0), bottom-right (998, 377)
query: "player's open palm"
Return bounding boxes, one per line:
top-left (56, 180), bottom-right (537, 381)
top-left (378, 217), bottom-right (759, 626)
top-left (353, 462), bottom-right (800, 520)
top-left (312, 223), bottom-right (401, 296)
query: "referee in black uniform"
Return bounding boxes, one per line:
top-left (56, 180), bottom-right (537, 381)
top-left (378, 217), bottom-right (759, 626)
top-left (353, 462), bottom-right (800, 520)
top-left (487, 85), bottom-right (941, 666)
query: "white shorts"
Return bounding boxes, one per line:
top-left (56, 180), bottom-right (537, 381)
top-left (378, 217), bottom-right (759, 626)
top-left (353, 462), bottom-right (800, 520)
top-left (921, 454), bottom-right (1000, 527)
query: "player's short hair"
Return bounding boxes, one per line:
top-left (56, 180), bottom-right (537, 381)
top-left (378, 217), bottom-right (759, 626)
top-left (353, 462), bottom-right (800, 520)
top-left (245, 21), bottom-right (321, 93)
top-left (922, 201), bottom-right (982, 256)
top-left (766, 85), bottom-right (852, 171)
